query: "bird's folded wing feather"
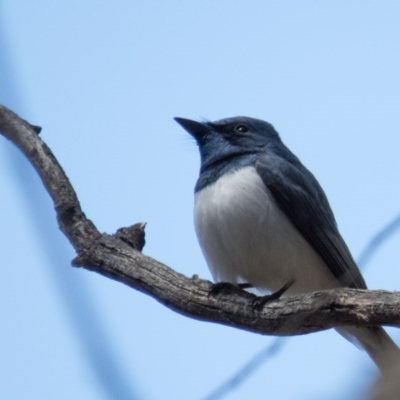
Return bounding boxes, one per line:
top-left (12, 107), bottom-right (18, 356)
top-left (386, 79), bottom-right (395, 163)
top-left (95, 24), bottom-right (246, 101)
top-left (255, 154), bottom-right (366, 289)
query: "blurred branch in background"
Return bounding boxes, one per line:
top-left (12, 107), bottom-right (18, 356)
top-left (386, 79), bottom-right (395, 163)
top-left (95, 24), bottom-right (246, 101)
top-left (358, 214), bottom-right (400, 269)
top-left (0, 23), bottom-right (141, 400)
top-left (203, 338), bottom-right (286, 400)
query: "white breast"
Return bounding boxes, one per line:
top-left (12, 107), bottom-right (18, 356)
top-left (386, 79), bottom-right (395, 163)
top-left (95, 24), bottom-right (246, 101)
top-left (194, 166), bottom-right (338, 295)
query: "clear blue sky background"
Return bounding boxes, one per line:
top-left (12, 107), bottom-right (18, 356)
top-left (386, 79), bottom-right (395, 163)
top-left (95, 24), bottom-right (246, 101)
top-left (1, 2), bottom-right (400, 399)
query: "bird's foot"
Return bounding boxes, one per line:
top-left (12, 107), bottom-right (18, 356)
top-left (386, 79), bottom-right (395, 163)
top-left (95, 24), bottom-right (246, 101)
top-left (208, 282), bottom-right (253, 297)
top-left (252, 279), bottom-right (295, 311)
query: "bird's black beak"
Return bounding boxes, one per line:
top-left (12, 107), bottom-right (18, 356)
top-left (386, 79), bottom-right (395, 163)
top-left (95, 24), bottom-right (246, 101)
top-left (174, 117), bottom-right (208, 140)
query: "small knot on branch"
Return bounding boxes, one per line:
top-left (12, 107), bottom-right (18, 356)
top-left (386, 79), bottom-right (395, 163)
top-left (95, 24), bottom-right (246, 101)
top-left (115, 222), bottom-right (147, 251)
top-left (31, 124), bottom-right (42, 134)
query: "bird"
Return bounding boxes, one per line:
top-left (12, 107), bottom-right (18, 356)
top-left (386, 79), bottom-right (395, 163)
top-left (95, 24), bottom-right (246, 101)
top-left (175, 115), bottom-right (399, 372)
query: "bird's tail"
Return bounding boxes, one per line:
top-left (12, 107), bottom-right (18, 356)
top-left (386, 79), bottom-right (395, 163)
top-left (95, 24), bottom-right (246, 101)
top-left (337, 326), bottom-right (400, 373)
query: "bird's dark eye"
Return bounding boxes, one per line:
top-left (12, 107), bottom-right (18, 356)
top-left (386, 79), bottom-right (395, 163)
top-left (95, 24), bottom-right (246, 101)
top-left (235, 125), bottom-right (248, 133)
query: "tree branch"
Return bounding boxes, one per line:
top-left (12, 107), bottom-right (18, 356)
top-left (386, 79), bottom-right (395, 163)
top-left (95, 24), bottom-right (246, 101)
top-left (1, 104), bottom-right (400, 338)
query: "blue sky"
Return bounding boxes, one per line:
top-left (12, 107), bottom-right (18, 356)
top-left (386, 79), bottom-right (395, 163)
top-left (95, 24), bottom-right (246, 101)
top-left (1, 2), bottom-right (400, 399)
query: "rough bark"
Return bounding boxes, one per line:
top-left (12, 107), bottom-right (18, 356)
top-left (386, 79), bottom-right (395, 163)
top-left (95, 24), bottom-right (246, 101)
top-left (1, 104), bottom-right (400, 338)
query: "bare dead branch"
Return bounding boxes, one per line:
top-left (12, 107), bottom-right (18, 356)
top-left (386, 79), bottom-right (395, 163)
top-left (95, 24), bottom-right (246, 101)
top-left (1, 103), bottom-right (400, 338)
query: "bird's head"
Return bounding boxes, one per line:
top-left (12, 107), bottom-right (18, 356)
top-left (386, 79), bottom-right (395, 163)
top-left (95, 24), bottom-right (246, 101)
top-left (174, 116), bottom-right (282, 168)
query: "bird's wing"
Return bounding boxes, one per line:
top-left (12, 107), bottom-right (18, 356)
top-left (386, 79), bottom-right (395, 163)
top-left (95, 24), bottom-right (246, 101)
top-left (255, 153), bottom-right (366, 289)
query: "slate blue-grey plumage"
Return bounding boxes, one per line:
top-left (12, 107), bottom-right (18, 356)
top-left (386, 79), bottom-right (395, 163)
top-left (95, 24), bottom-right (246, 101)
top-left (175, 116), bottom-right (399, 371)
